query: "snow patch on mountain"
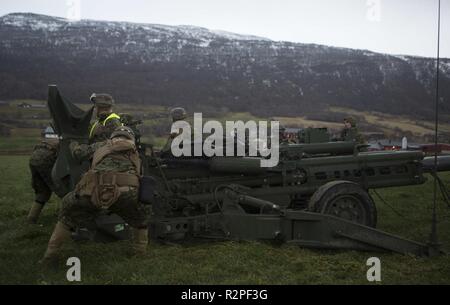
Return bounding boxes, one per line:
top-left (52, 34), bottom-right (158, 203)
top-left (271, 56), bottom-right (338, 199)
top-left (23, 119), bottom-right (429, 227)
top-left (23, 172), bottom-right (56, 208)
top-left (439, 61), bottom-right (450, 78)
top-left (210, 29), bottom-right (271, 41)
top-left (0, 12), bottom-right (270, 43)
top-left (0, 12), bottom-right (67, 31)
top-left (392, 55), bottom-right (410, 62)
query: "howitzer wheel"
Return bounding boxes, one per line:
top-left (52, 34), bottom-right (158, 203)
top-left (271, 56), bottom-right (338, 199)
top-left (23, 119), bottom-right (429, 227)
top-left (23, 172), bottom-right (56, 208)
top-left (308, 181), bottom-right (377, 227)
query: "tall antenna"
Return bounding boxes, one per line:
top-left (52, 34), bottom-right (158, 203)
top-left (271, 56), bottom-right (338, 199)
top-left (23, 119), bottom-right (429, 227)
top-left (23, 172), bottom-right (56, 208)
top-left (428, 0), bottom-right (441, 256)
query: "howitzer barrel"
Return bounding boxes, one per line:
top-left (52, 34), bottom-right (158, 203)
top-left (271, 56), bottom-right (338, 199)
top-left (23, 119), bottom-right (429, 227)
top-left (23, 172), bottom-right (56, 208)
top-left (163, 157), bottom-right (266, 174)
top-left (164, 158), bottom-right (210, 169)
top-left (282, 142), bottom-right (356, 156)
top-left (422, 155), bottom-right (450, 172)
top-left (208, 157), bottom-right (266, 174)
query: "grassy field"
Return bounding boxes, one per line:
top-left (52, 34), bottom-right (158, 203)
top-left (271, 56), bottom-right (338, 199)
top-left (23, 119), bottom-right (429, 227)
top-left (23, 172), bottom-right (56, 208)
top-left (0, 155), bottom-right (449, 285)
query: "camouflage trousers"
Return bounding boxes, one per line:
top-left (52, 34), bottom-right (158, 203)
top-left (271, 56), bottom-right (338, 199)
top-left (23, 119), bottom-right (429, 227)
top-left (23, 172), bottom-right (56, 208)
top-left (30, 163), bottom-right (55, 204)
top-left (59, 187), bottom-right (150, 230)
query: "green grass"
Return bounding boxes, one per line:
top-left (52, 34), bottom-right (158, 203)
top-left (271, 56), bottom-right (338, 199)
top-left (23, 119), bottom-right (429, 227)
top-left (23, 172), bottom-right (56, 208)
top-left (0, 155), bottom-right (449, 284)
top-left (0, 136), bottom-right (39, 152)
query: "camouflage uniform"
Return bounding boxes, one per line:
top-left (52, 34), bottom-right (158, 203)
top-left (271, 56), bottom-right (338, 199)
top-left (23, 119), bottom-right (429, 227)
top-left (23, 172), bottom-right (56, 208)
top-left (339, 117), bottom-right (366, 145)
top-left (161, 107), bottom-right (187, 155)
top-left (29, 139), bottom-right (58, 204)
top-left (40, 127), bottom-right (149, 264)
top-left (340, 127), bottom-right (366, 144)
top-left (27, 126), bottom-right (60, 224)
top-left (59, 187), bottom-right (148, 230)
top-left (59, 139), bottom-right (149, 229)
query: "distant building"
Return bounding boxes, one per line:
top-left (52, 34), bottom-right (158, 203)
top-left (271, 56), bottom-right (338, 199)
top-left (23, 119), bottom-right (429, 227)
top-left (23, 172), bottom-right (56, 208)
top-left (368, 139), bottom-right (450, 155)
top-left (17, 102), bottom-right (46, 109)
top-left (368, 139), bottom-right (404, 151)
top-left (17, 102), bottom-right (32, 108)
top-left (367, 142), bottom-right (384, 151)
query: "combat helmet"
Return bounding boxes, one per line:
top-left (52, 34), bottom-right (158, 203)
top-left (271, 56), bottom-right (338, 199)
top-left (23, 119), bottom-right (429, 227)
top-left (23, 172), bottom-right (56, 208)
top-left (170, 107), bottom-right (187, 122)
top-left (90, 93), bottom-right (115, 107)
top-left (110, 126), bottom-right (135, 141)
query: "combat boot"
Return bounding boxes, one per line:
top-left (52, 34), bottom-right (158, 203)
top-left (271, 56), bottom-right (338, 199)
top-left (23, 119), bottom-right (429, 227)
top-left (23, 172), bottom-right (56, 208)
top-left (27, 202), bottom-right (44, 224)
top-left (132, 227), bottom-right (148, 256)
top-left (39, 221), bottom-right (72, 265)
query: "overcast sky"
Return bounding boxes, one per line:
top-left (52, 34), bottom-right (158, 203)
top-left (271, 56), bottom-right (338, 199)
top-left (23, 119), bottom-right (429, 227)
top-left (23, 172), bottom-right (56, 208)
top-left (0, 0), bottom-right (448, 58)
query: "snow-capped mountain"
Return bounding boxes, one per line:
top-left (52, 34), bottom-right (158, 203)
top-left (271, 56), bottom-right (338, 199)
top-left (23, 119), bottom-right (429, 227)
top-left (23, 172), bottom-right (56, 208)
top-left (0, 12), bottom-right (449, 118)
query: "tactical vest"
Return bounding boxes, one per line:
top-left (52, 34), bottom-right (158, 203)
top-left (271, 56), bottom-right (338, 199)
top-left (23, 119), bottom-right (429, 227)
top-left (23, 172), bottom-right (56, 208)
top-left (89, 113), bottom-right (121, 139)
top-left (76, 139), bottom-right (141, 209)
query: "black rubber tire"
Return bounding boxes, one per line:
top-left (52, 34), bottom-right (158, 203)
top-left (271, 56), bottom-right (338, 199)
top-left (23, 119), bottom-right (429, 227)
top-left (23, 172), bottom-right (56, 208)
top-left (308, 181), bottom-right (377, 227)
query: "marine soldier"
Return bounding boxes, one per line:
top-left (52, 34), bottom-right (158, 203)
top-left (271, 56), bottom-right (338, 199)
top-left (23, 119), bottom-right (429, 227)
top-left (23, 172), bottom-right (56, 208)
top-left (27, 126), bottom-right (59, 224)
top-left (161, 107), bottom-right (187, 155)
top-left (40, 126), bottom-right (149, 264)
top-left (279, 126), bottom-right (296, 144)
top-left (338, 117), bottom-right (366, 145)
top-left (169, 107), bottom-right (187, 136)
top-left (89, 93), bottom-right (122, 144)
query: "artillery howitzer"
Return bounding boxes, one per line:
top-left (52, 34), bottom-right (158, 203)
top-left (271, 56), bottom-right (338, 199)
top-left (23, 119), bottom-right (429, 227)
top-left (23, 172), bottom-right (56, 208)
top-left (48, 86), bottom-right (449, 256)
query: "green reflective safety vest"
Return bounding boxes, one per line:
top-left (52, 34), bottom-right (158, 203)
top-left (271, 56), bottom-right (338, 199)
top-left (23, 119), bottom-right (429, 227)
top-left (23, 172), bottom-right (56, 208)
top-left (89, 113), bottom-right (122, 139)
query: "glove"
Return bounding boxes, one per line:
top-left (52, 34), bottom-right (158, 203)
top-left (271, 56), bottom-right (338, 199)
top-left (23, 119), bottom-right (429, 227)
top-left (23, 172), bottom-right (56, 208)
top-left (69, 141), bottom-right (79, 153)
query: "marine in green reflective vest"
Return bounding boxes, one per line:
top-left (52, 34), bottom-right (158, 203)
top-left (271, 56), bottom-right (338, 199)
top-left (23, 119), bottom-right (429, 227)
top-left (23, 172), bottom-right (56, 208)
top-left (89, 93), bottom-right (122, 144)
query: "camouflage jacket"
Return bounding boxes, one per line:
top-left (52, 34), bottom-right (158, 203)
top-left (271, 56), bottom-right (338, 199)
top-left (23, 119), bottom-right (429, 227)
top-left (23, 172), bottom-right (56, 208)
top-left (89, 113), bottom-right (122, 144)
top-left (339, 127), bottom-right (366, 145)
top-left (29, 139), bottom-right (59, 168)
top-left (70, 140), bottom-right (139, 175)
top-left (280, 138), bottom-right (297, 145)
